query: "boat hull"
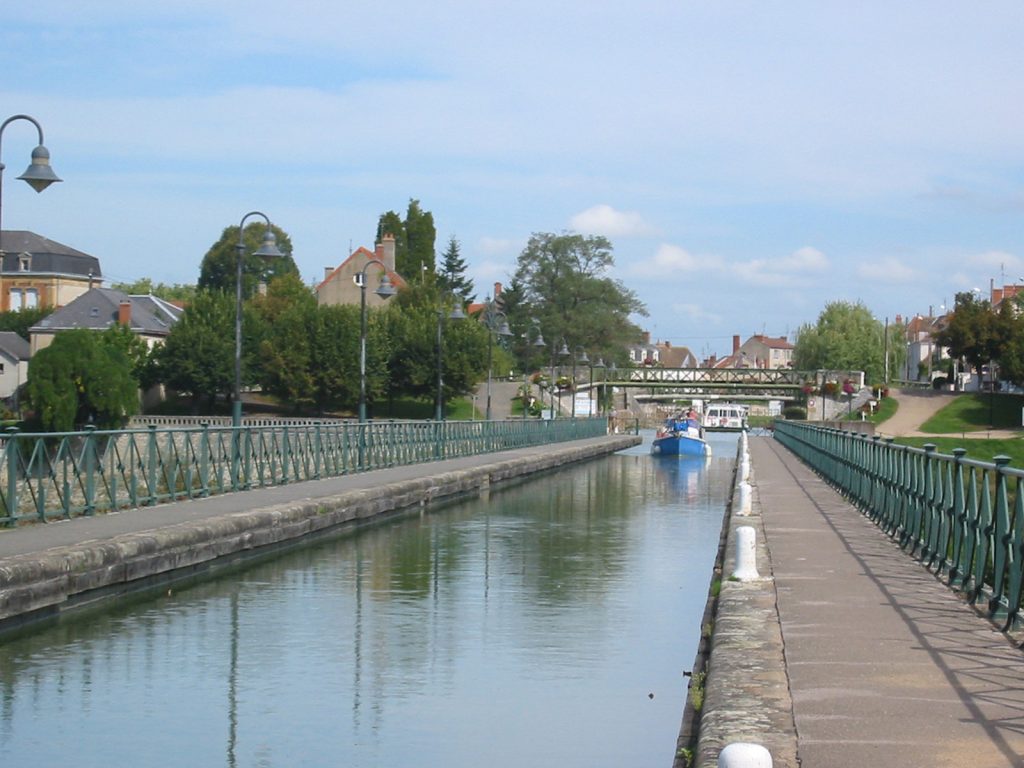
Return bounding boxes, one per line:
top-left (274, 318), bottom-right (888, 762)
top-left (651, 434), bottom-right (711, 457)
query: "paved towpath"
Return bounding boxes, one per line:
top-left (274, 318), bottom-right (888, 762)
top-left (879, 387), bottom-right (1022, 439)
top-left (749, 435), bottom-right (1024, 767)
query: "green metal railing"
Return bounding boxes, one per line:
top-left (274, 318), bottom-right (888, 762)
top-left (0, 417), bottom-right (609, 526)
top-left (774, 420), bottom-right (1024, 630)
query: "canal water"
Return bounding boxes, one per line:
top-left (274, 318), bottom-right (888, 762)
top-left (0, 432), bottom-right (738, 768)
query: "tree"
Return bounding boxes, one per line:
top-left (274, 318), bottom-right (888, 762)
top-left (934, 291), bottom-right (997, 376)
top-left (512, 232), bottom-right (645, 369)
top-left (197, 222), bottom-right (298, 298)
top-left (376, 199), bottom-right (436, 280)
top-left (387, 282), bottom-right (488, 407)
top-left (110, 278), bottom-right (197, 303)
top-left (154, 290), bottom-right (234, 412)
top-left (0, 307), bottom-right (49, 341)
top-left (438, 235), bottom-right (474, 303)
top-left (793, 300), bottom-right (904, 384)
top-left (25, 329), bottom-right (138, 431)
top-left (251, 274), bottom-right (319, 411)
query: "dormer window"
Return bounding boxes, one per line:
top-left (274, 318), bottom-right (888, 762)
top-left (18, 256), bottom-right (30, 272)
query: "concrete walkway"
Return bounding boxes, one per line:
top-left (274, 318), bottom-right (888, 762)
top-left (749, 435), bottom-right (1024, 767)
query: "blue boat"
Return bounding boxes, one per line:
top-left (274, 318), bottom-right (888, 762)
top-left (650, 414), bottom-right (711, 457)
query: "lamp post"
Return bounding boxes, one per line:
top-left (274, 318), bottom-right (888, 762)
top-left (233, 212), bottom-right (284, 427)
top-left (570, 347), bottom-right (589, 419)
top-left (481, 296), bottom-right (513, 420)
top-left (590, 357), bottom-right (605, 416)
top-left (523, 320), bottom-right (546, 420)
top-left (436, 295), bottom-right (466, 421)
top-left (0, 114), bottom-right (62, 257)
top-left (357, 259), bottom-right (397, 423)
top-left (551, 338), bottom-right (569, 419)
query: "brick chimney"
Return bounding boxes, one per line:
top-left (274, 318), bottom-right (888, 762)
top-left (494, 281), bottom-right (503, 298)
top-left (733, 335), bottom-right (740, 354)
top-left (642, 331), bottom-right (651, 345)
top-left (376, 233), bottom-right (396, 273)
top-left (324, 266), bottom-right (333, 281)
top-left (118, 300), bottom-right (132, 326)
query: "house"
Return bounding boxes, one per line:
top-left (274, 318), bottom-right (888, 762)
top-left (627, 331), bottom-right (698, 367)
top-left (0, 230), bottom-right (102, 311)
top-left (28, 287), bottom-right (182, 355)
top-left (736, 334), bottom-right (794, 369)
top-left (902, 312), bottom-right (949, 382)
top-left (315, 234), bottom-right (407, 308)
top-left (0, 331), bottom-right (30, 400)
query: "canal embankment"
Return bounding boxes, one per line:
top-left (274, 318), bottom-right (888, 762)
top-left (0, 434), bottom-right (639, 635)
top-left (686, 434), bottom-right (1024, 768)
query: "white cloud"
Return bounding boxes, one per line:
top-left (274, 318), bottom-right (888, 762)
top-left (966, 250), bottom-right (1021, 272)
top-left (734, 247), bottom-right (828, 286)
top-left (855, 257), bottom-right (917, 283)
top-left (569, 205), bottom-right (656, 238)
top-left (672, 302), bottom-right (722, 325)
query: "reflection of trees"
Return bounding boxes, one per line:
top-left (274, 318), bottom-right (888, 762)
top-left (0, 451), bottom-right (730, 761)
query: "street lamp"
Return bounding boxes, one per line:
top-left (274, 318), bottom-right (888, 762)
top-left (357, 259), bottom-right (397, 423)
top-left (481, 296), bottom-right (513, 420)
top-left (590, 357), bottom-right (605, 416)
top-left (570, 347), bottom-right (589, 419)
top-left (551, 338), bottom-right (570, 419)
top-left (436, 295), bottom-right (466, 421)
top-left (522, 320), bottom-right (546, 420)
top-left (0, 114), bottom-right (62, 256)
top-left (233, 211), bottom-right (284, 427)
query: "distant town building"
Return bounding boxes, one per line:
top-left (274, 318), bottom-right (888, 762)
top-left (0, 230), bottom-right (102, 312)
top-left (0, 331), bottom-right (29, 400)
top-left (705, 334), bottom-right (794, 369)
top-left (902, 312), bottom-right (949, 382)
top-left (627, 332), bottom-right (698, 367)
top-left (28, 287), bottom-right (182, 355)
top-left (315, 234), bottom-right (407, 308)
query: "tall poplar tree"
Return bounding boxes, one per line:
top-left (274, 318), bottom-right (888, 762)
top-left (376, 199), bottom-right (436, 281)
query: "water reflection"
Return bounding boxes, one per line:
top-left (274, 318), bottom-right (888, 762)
top-left (0, 444), bottom-right (736, 768)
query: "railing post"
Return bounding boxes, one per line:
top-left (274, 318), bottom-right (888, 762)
top-left (199, 423), bottom-right (211, 497)
top-left (988, 455), bottom-right (1012, 617)
top-left (83, 425), bottom-right (97, 516)
top-left (147, 424), bottom-right (158, 506)
top-left (5, 427), bottom-right (19, 525)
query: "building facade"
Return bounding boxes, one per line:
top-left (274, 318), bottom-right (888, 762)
top-left (316, 234), bottom-right (406, 308)
top-left (0, 230), bottom-right (102, 311)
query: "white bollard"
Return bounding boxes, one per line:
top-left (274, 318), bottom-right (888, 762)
top-left (739, 454), bottom-right (750, 482)
top-left (732, 526), bottom-right (759, 581)
top-left (718, 742), bottom-right (772, 768)
top-left (739, 429), bottom-right (749, 453)
top-left (737, 480), bottom-right (752, 515)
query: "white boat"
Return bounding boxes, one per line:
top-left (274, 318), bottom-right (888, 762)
top-left (703, 403), bottom-right (748, 432)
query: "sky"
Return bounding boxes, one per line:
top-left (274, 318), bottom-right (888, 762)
top-left (2, 1), bottom-right (1022, 359)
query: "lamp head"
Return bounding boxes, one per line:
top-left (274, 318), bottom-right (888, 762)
top-left (375, 273), bottom-right (397, 299)
top-left (577, 349), bottom-right (589, 364)
top-left (18, 145), bottom-right (61, 193)
top-left (253, 229), bottom-right (285, 259)
top-left (558, 341), bottom-right (570, 357)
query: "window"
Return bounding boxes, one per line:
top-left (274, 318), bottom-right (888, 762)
top-left (18, 256), bottom-right (30, 272)
top-left (24, 289), bottom-right (37, 309)
top-left (9, 288), bottom-right (22, 310)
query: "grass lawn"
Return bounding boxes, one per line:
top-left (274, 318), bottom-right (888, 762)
top-left (918, 393), bottom-right (1024, 433)
top-left (896, 436), bottom-right (1024, 467)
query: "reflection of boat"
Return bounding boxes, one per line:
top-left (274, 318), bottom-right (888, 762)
top-left (651, 415), bottom-right (711, 457)
top-left (703, 403), bottom-right (748, 432)
top-left (654, 455), bottom-right (710, 500)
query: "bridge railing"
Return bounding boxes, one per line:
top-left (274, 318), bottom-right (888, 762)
top-left (0, 417), bottom-right (609, 526)
top-left (774, 420), bottom-right (1024, 629)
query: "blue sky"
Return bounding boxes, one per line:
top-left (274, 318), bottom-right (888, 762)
top-left (2, 2), bottom-right (1022, 359)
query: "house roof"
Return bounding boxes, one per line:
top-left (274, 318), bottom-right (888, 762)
top-left (0, 230), bottom-right (102, 279)
top-left (316, 247), bottom-right (406, 294)
top-left (29, 287), bottom-right (180, 337)
top-left (746, 334), bottom-right (794, 350)
top-left (0, 332), bottom-right (30, 361)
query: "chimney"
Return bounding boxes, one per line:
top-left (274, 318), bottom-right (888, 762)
top-left (642, 331), bottom-right (651, 345)
top-left (733, 335), bottom-right (740, 354)
top-left (118, 300), bottom-right (132, 326)
top-left (324, 266), bottom-right (333, 281)
top-left (379, 233), bottom-right (396, 272)
top-left (494, 281), bottom-right (503, 297)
